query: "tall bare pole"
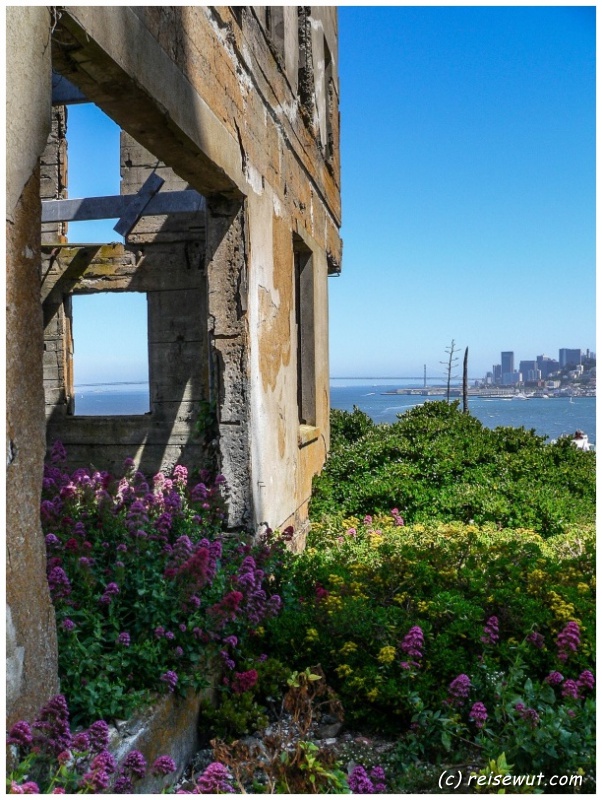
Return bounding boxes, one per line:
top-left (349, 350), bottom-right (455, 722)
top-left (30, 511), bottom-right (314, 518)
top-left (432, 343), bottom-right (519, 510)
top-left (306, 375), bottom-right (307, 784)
top-left (441, 340), bottom-right (459, 403)
top-left (463, 347), bottom-right (469, 413)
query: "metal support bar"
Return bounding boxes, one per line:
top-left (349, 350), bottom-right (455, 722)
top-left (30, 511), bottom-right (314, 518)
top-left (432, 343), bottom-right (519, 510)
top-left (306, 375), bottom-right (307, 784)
top-left (113, 173), bottom-right (164, 237)
top-left (41, 190), bottom-right (207, 224)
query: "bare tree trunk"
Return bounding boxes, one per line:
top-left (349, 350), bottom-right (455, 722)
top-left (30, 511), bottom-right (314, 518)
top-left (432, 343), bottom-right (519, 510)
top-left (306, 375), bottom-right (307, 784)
top-left (463, 347), bottom-right (469, 413)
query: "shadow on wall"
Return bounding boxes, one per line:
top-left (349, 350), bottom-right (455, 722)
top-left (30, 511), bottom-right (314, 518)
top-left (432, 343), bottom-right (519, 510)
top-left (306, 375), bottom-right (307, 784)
top-left (44, 9), bottom-right (251, 523)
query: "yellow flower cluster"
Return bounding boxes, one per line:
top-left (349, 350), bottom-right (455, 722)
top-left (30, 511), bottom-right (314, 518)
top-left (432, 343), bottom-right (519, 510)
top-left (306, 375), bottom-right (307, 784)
top-left (548, 591), bottom-right (578, 623)
top-left (394, 592), bottom-right (409, 605)
top-left (305, 628), bottom-right (319, 642)
top-left (335, 663), bottom-right (353, 678)
top-left (339, 641), bottom-right (358, 656)
top-left (377, 646), bottom-right (396, 664)
top-left (323, 594), bottom-right (344, 614)
top-left (366, 688), bottom-right (379, 701)
top-left (527, 569), bottom-right (547, 594)
top-left (328, 574), bottom-right (345, 586)
top-left (416, 601), bottom-right (431, 613)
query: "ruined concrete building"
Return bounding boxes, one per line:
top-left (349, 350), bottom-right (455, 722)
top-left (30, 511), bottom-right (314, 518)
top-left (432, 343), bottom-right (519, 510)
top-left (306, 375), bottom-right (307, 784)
top-left (7, 7), bottom-right (341, 724)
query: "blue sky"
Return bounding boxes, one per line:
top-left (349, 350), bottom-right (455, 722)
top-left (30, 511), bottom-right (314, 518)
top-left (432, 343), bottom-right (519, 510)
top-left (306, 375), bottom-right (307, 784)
top-left (66, 5), bottom-right (595, 384)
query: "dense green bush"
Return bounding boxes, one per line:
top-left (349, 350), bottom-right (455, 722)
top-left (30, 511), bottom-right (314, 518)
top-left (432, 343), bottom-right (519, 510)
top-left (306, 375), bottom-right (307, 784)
top-left (262, 517), bottom-right (595, 787)
top-left (265, 518), bottom-right (595, 728)
top-left (311, 402), bottom-right (595, 536)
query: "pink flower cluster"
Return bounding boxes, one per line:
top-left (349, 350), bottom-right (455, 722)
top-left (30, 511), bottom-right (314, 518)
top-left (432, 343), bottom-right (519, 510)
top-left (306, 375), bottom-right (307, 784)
top-left (556, 621), bottom-right (580, 662)
top-left (348, 764), bottom-right (387, 793)
top-left (481, 615), bottom-right (499, 645)
top-left (546, 669), bottom-right (595, 700)
top-left (231, 669), bottom-right (259, 694)
top-left (176, 762), bottom-right (234, 794)
top-left (469, 701), bottom-right (488, 729)
top-left (7, 695), bottom-right (177, 793)
top-left (400, 625), bottom-right (424, 668)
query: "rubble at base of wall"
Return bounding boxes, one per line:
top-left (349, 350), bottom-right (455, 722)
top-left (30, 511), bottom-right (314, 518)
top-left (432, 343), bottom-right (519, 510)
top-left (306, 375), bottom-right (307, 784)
top-left (108, 680), bottom-right (216, 794)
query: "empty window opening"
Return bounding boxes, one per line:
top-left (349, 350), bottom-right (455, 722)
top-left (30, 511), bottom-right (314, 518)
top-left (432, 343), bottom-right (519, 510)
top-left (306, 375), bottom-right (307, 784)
top-left (294, 235), bottom-right (316, 426)
top-left (72, 292), bottom-right (150, 415)
top-left (66, 104), bottom-right (122, 243)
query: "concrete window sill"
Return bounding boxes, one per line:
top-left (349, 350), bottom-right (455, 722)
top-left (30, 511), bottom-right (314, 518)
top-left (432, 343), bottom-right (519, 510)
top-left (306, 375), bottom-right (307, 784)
top-left (298, 424), bottom-right (320, 447)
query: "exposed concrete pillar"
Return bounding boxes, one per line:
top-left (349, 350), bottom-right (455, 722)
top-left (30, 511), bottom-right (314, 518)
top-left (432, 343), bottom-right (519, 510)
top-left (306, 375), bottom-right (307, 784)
top-left (6, 6), bottom-right (59, 725)
top-left (205, 197), bottom-right (252, 529)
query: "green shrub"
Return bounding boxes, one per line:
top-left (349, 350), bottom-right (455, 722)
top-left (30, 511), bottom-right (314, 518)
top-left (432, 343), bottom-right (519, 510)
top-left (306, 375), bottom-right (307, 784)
top-left (311, 402), bottom-right (595, 536)
top-left (264, 518), bottom-right (595, 734)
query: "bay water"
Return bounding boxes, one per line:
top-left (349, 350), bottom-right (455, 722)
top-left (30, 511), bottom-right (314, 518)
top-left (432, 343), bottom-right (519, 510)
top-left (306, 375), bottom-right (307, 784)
top-left (74, 381), bottom-right (596, 446)
top-left (330, 380), bottom-right (596, 445)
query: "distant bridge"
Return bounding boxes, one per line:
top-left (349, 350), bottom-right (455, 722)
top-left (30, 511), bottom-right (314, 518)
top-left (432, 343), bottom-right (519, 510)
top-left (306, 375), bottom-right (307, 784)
top-left (331, 376), bottom-right (481, 381)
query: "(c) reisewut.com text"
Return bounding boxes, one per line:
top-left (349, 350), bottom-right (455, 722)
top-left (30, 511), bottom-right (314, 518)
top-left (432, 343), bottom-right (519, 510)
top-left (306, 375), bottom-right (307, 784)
top-left (438, 769), bottom-right (583, 791)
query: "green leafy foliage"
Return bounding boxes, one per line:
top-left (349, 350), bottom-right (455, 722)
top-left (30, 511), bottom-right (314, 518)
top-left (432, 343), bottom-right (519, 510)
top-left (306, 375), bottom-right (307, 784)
top-left (311, 402), bottom-right (595, 536)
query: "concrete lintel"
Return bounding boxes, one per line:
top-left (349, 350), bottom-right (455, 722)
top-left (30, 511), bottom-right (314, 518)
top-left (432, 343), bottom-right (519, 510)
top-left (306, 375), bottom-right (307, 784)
top-left (53, 7), bottom-right (246, 199)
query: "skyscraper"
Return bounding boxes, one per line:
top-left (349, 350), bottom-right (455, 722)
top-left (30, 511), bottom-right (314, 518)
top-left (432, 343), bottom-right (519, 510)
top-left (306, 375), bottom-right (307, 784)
top-left (559, 349), bottom-right (582, 369)
top-left (501, 351), bottom-right (514, 375)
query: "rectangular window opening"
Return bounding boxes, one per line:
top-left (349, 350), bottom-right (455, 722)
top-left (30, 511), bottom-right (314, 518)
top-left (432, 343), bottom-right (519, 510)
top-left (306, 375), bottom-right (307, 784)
top-left (294, 235), bottom-right (316, 427)
top-left (65, 104), bottom-right (123, 244)
top-left (71, 292), bottom-right (150, 415)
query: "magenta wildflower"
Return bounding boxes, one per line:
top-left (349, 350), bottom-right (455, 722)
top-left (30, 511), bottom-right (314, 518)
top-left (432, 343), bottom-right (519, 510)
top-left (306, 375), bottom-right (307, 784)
top-left (173, 464), bottom-right (188, 484)
top-left (561, 679), bottom-right (579, 700)
top-left (348, 765), bottom-right (375, 793)
top-left (7, 720), bottom-right (33, 748)
top-left (124, 750), bottom-right (147, 779)
top-left (45, 533), bottom-right (61, 547)
top-left (577, 670), bottom-right (595, 692)
top-left (117, 632), bottom-right (131, 647)
top-left (57, 750), bottom-right (72, 766)
top-left (33, 695), bottom-right (72, 755)
top-left (515, 704), bottom-right (540, 726)
top-left (481, 616), bottom-right (499, 645)
top-left (79, 770), bottom-right (110, 792)
top-left (196, 762), bottom-right (234, 794)
top-left (545, 670), bottom-right (564, 686)
top-left (400, 625), bottom-right (424, 663)
top-left (87, 720), bottom-right (110, 753)
top-left (152, 755), bottom-right (177, 777)
top-left (556, 621), bottom-right (580, 662)
top-left (47, 566), bottom-right (72, 599)
top-left (113, 775), bottom-right (133, 793)
top-left (91, 750), bottom-right (117, 774)
top-left (231, 669), bottom-right (258, 694)
top-left (449, 673), bottom-right (472, 701)
top-left (11, 781), bottom-right (40, 794)
top-left (161, 670), bottom-right (178, 692)
top-left (72, 731), bottom-right (90, 751)
top-left (469, 701), bottom-right (488, 728)
top-left (526, 631), bottom-right (545, 649)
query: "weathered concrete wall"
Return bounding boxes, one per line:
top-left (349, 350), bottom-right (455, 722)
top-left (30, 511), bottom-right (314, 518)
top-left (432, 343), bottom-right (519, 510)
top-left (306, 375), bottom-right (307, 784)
top-left (45, 6), bottom-right (341, 531)
top-left (6, 6), bottom-right (59, 726)
top-left (8, 0), bottom-right (341, 740)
